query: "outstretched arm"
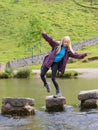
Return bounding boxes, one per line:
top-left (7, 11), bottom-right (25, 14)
top-left (42, 30), bottom-right (58, 48)
top-left (68, 51), bottom-right (91, 59)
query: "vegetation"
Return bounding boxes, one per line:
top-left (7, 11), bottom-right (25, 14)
top-left (0, 72), bottom-right (9, 79)
top-left (46, 70), bottom-right (79, 78)
top-left (0, 0), bottom-right (98, 65)
top-left (0, 0), bottom-right (98, 69)
top-left (5, 68), bottom-right (13, 77)
top-left (14, 68), bottom-right (31, 78)
top-left (0, 66), bottom-right (79, 79)
top-left (0, 68), bottom-right (31, 79)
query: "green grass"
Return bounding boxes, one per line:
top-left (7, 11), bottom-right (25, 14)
top-left (0, 0), bottom-right (98, 68)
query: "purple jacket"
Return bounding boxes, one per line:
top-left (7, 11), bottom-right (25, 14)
top-left (42, 32), bottom-right (87, 74)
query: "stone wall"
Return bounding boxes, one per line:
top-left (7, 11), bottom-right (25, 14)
top-left (72, 36), bottom-right (98, 51)
top-left (6, 53), bottom-right (48, 69)
top-left (6, 36), bottom-right (98, 69)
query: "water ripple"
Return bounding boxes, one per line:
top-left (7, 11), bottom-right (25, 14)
top-left (0, 107), bottom-right (98, 130)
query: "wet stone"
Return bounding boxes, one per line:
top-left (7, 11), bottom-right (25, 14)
top-left (1, 97), bottom-right (35, 116)
top-left (81, 99), bottom-right (98, 109)
top-left (45, 96), bottom-right (66, 112)
top-left (78, 89), bottom-right (98, 101)
top-left (78, 89), bottom-right (98, 109)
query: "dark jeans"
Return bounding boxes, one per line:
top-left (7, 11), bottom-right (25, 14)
top-left (40, 62), bottom-right (60, 93)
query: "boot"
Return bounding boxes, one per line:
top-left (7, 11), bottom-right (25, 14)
top-left (53, 90), bottom-right (62, 98)
top-left (44, 82), bottom-right (51, 93)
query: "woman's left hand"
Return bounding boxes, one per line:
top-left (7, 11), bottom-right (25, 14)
top-left (86, 52), bottom-right (92, 56)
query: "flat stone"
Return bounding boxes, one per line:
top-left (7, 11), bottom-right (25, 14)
top-left (1, 97), bottom-right (35, 116)
top-left (2, 97), bottom-right (34, 107)
top-left (80, 99), bottom-right (98, 109)
top-left (78, 89), bottom-right (98, 101)
top-left (45, 96), bottom-right (66, 112)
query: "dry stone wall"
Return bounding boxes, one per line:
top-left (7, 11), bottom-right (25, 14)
top-left (72, 36), bottom-right (98, 51)
top-left (6, 53), bottom-right (48, 69)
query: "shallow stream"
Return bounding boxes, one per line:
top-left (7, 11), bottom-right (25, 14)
top-left (0, 77), bottom-right (98, 130)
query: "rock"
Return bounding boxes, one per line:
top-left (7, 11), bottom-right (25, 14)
top-left (80, 99), bottom-right (98, 109)
top-left (1, 97), bottom-right (35, 116)
top-left (78, 89), bottom-right (98, 101)
top-left (2, 97), bottom-right (34, 107)
top-left (45, 96), bottom-right (66, 112)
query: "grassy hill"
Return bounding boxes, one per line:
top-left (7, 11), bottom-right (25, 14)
top-left (0, 0), bottom-right (98, 67)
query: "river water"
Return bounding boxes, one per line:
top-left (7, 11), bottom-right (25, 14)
top-left (0, 77), bottom-right (98, 130)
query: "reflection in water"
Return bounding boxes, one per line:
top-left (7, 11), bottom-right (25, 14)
top-left (0, 78), bottom-right (98, 130)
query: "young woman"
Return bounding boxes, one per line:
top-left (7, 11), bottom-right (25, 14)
top-left (40, 31), bottom-right (90, 98)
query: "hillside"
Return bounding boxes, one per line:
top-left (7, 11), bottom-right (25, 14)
top-left (0, 0), bottom-right (98, 63)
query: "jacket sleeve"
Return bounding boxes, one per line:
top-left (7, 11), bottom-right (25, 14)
top-left (68, 51), bottom-right (87, 59)
top-left (42, 32), bottom-right (57, 48)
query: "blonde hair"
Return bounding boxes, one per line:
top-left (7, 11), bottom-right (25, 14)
top-left (57, 36), bottom-right (74, 54)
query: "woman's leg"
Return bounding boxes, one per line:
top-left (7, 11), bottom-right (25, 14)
top-left (40, 65), bottom-right (50, 92)
top-left (51, 63), bottom-right (61, 96)
top-left (40, 65), bottom-right (48, 85)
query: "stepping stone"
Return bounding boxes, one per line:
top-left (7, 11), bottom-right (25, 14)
top-left (80, 98), bottom-right (98, 109)
top-left (78, 89), bottom-right (98, 101)
top-left (1, 97), bottom-right (35, 116)
top-left (45, 96), bottom-right (66, 112)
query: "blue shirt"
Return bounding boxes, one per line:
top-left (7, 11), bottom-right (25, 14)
top-left (54, 46), bottom-right (66, 62)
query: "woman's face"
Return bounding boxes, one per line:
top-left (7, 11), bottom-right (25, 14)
top-left (62, 40), bottom-right (69, 47)
top-left (62, 36), bottom-right (70, 47)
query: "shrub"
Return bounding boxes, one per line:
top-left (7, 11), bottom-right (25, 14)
top-left (14, 69), bottom-right (30, 78)
top-left (5, 68), bottom-right (13, 77)
top-left (73, 72), bottom-right (78, 76)
top-left (46, 70), bottom-right (79, 78)
top-left (63, 72), bottom-right (72, 78)
top-left (63, 71), bottom-right (79, 78)
top-left (0, 72), bottom-right (9, 79)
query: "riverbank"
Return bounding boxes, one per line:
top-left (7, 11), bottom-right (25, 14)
top-left (32, 68), bottom-right (98, 79)
top-left (69, 68), bottom-right (98, 79)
